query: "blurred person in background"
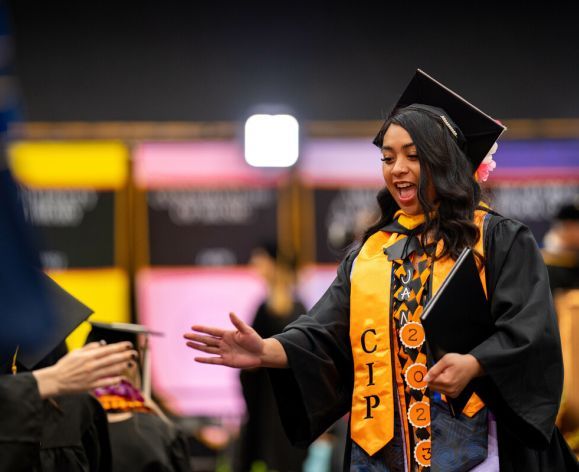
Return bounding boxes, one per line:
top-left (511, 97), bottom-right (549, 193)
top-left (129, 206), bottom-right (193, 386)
top-left (543, 199), bottom-right (579, 292)
top-left (86, 322), bottom-right (191, 472)
top-left (544, 200), bottom-right (579, 457)
top-left (235, 242), bottom-right (308, 472)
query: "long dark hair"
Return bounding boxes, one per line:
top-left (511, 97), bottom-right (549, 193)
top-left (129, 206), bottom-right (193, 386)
top-left (363, 106), bottom-right (484, 260)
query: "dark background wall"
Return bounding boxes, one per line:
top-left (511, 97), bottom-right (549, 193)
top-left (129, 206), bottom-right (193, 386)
top-left (7, 1), bottom-right (579, 122)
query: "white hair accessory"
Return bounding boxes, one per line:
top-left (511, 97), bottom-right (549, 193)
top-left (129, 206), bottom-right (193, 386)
top-left (439, 115), bottom-right (458, 138)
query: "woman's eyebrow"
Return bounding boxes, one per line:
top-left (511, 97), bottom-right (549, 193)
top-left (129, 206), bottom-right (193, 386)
top-left (381, 142), bottom-right (415, 151)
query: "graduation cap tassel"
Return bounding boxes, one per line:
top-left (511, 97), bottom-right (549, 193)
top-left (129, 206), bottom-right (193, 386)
top-left (11, 345), bottom-right (19, 375)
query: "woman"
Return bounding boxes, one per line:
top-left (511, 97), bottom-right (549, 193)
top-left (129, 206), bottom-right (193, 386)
top-left (184, 71), bottom-right (577, 471)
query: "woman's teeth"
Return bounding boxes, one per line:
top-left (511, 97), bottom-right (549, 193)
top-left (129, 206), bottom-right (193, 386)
top-left (396, 183), bottom-right (415, 199)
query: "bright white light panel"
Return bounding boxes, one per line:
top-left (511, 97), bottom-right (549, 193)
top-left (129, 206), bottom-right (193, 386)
top-left (244, 114), bottom-right (299, 167)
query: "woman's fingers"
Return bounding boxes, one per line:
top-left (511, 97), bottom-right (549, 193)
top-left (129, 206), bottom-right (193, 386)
top-left (82, 342), bottom-right (103, 351)
top-left (190, 325), bottom-right (226, 337)
top-left (90, 349), bottom-right (137, 371)
top-left (229, 312), bottom-right (250, 334)
top-left (91, 361), bottom-right (131, 381)
top-left (195, 356), bottom-right (225, 366)
top-left (88, 341), bottom-right (134, 360)
top-left (424, 355), bottom-right (450, 383)
top-left (91, 376), bottom-right (125, 390)
top-left (186, 342), bottom-right (220, 355)
top-left (183, 332), bottom-right (221, 347)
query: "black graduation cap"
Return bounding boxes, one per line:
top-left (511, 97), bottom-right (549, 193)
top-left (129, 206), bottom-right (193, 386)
top-left (86, 321), bottom-right (163, 398)
top-left (18, 273), bottom-right (94, 370)
top-left (555, 199), bottom-right (579, 222)
top-left (373, 69), bottom-right (507, 170)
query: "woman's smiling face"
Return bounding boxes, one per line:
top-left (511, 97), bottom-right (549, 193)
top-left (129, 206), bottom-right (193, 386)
top-left (381, 123), bottom-right (434, 215)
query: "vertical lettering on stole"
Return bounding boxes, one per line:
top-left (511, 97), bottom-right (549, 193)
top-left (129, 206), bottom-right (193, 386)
top-left (364, 395), bottom-right (381, 419)
top-left (361, 329), bottom-right (380, 418)
top-left (366, 362), bottom-right (375, 386)
top-left (399, 286), bottom-right (411, 300)
top-left (361, 329), bottom-right (377, 353)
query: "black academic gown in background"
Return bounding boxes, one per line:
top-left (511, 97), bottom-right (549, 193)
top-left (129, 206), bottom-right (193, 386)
top-left (0, 373), bottom-right (43, 471)
top-left (107, 412), bottom-right (191, 472)
top-left (39, 393), bottom-right (112, 472)
top-left (236, 301), bottom-right (308, 472)
top-left (269, 216), bottom-right (579, 471)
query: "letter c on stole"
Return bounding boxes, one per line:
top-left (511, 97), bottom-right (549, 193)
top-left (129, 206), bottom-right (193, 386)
top-left (361, 329), bottom-right (377, 353)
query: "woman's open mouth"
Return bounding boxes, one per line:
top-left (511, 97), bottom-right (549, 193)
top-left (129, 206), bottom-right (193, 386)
top-left (395, 182), bottom-right (417, 202)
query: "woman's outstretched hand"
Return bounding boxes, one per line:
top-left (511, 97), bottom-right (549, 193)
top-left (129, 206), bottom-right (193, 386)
top-left (184, 313), bottom-right (265, 368)
top-left (33, 341), bottom-right (137, 399)
top-left (424, 353), bottom-right (483, 398)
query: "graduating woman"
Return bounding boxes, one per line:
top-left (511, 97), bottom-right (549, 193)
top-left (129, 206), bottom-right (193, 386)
top-left (184, 70), bottom-right (578, 471)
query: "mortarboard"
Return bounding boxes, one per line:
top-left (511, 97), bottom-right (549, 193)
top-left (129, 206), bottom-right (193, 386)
top-left (17, 272), bottom-right (93, 370)
top-left (0, 169), bottom-right (55, 357)
top-left (86, 321), bottom-right (163, 399)
top-left (555, 199), bottom-right (579, 222)
top-left (373, 69), bottom-right (507, 170)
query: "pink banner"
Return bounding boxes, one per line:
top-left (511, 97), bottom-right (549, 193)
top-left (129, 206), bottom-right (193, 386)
top-left (134, 141), bottom-right (287, 188)
top-left (137, 267), bottom-right (266, 416)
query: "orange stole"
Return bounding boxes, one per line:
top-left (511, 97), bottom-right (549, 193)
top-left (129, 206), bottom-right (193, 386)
top-left (96, 394), bottom-right (152, 413)
top-left (350, 210), bottom-right (488, 456)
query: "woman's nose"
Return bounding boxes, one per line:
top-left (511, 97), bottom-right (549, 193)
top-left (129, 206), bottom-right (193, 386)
top-left (392, 158), bottom-right (408, 175)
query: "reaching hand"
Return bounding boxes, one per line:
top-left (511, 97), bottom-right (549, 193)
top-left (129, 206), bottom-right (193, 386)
top-left (33, 341), bottom-right (137, 398)
top-left (424, 353), bottom-right (483, 398)
top-left (184, 313), bottom-right (266, 368)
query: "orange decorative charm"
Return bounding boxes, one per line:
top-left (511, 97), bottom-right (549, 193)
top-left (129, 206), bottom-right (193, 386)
top-left (399, 322), bottom-right (425, 349)
top-left (414, 439), bottom-right (432, 467)
top-left (408, 401), bottom-right (430, 429)
top-left (404, 363), bottom-right (428, 390)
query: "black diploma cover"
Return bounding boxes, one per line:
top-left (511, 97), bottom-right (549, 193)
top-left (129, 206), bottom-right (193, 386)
top-left (421, 247), bottom-right (493, 417)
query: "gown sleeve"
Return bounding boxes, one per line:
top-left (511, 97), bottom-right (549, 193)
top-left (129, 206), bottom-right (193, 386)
top-left (268, 250), bottom-right (358, 447)
top-left (39, 393), bottom-right (112, 472)
top-left (470, 217), bottom-right (564, 449)
top-left (0, 373), bottom-right (43, 471)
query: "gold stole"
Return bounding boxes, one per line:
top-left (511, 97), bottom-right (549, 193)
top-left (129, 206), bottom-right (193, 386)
top-left (350, 210), bottom-right (487, 456)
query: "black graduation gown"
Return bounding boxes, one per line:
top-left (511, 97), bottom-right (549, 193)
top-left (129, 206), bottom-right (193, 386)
top-left (39, 393), bottom-right (112, 472)
top-left (268, 216), bottom-right (579, 471)
top-left (236, 301), bottom-right (308, 472)
top-left (106, 412), bottom-right (191, 472)
top-left (0, 376), bottom-right (110, 472)
top-left (0, 373), bottom-right (43, 472)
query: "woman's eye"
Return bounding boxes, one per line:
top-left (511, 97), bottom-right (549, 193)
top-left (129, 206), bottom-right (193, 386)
top-left (381, 156), bottom-right (394, 163)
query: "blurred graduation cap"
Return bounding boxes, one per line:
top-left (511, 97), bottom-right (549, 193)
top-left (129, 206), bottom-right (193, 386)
top-left (86, 321), bottom-right (163, 399)
top-left (0, 169), bottom-right (55, 356)
top-left (17, 272), bottom-right (93, 370)
top-left (373, 69), bottom-right (507, 170)
top-left (555, 199), bottom-right (579, 222)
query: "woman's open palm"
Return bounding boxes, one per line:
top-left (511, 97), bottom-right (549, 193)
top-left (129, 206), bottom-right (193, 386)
top-left (184, 312), bottom-right (265, 368)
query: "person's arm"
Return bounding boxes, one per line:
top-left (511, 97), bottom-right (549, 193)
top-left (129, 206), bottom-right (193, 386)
top-left (184, 312), bottom-right (288, 368)
top-left (32, 341), bottom-right (136, 398)
top-left (468, 219), bottom-right (562, 447)
top-left (185, 249), bottom-right (357, 447)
